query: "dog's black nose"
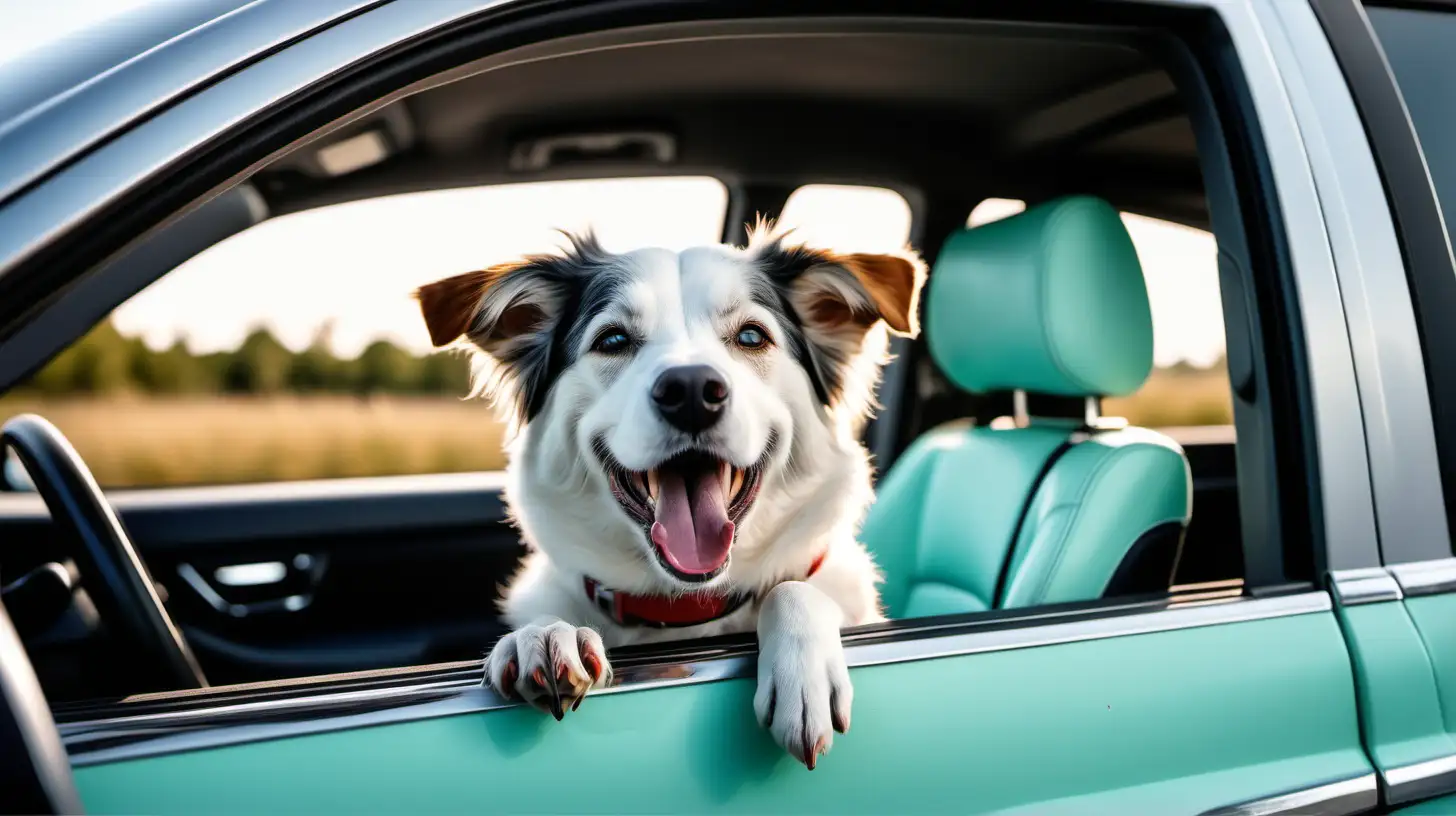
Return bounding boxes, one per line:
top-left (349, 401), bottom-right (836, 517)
top-left (652, 365), bottom-right (729, 434)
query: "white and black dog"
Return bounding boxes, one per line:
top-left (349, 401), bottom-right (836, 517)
top-left (415, 224), bottom-right (924, 769)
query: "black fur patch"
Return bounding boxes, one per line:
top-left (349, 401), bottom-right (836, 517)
top-left (483, 232), bottom-right (626, 423)
top-left (747, 236), bottom-right (843, 406)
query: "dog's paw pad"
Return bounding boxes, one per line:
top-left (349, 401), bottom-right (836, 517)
top-left (485, 621), bottom-right (613, 718)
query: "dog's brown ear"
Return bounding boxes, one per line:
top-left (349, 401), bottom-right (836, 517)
top-left (415, 269), bottom-right (492, 347)
top-left (791, 251), bottom-right (927, 340)
top-left (415, 262), bottom-right (550, 349)
top-left (835, 253), bottom-right (924, 336)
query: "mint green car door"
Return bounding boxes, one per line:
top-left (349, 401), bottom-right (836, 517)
top-left (1384, 564), bottom-right (1456, 811)
top-left (65, 593), bottom-right (1372, 815)
top-left (1328, 570), bottom-right (1456, 810)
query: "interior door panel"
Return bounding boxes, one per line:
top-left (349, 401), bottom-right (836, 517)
top-left (0, 472), bottom-right (523, 689)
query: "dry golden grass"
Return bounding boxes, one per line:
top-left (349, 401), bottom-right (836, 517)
top-left (0, 368), bottom-right (1231, 489)
top-left (1106, 368), bottom-right (1234, 428)
top-left (0, 394), bottom-right (508, 488)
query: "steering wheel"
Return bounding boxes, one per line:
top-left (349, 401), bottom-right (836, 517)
top-left (3, 414), bottom-right (206, 691)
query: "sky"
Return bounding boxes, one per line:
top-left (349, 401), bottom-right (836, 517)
top-left (4, 4), bottom-right (1226, 369)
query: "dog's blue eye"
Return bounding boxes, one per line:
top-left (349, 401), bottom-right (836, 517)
top-left (735, 324), bottom-right (770, 350)
top-left (592, 329), bottom-right (631, 355)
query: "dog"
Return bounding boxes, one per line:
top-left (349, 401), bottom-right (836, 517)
top-left (415, 224), bottom-right (925, 769)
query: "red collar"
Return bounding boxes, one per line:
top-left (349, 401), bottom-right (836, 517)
top-left (583, 550), bottom-right (828, 628)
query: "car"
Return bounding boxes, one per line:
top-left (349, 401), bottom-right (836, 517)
top-left (2, 0), bottom-right (1456, 812)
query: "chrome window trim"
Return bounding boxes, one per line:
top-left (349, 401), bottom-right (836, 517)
top-left (1198, 772), bottom-right (1377, 816)
top-left (1388, 558), bottom-right (1456, 598)
top-left (57, 592), bottom-right (1331, 767)
top-left (0, 0), bottom-right (386, 208)
top-left (1257, 0), bottom-right (1452, 567)
top-left (1384, 753), bottom-right (1456, 806)
top-left (1328, 568), bottom-right (1403, 605)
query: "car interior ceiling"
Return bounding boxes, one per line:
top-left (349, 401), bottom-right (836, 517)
top-left (9, 19), bottom-right (1248, 701)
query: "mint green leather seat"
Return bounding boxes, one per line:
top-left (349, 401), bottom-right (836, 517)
top-left (863, 196), bottom-right (1192, 619)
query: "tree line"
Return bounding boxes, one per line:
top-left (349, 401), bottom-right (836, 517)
top-left (19, 321), bottom-right (471, 397)
top-left (18, 318), bottom-right (1231, 399)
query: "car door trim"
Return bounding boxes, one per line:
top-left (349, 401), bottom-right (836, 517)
top-left (1385, 753), bottom-right (1456, 806)
top-left (1388, 558), bottom-right (1456, 598)
top-left (1198, 771), bottom-right (1376, 816)
top-left (1328, 567), bottom-right (1404, 606)
top-left (55, 590), bottom-right (1330, 767)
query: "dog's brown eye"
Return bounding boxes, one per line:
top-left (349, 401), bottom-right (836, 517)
top-left (735, 324), bottom-right (770, 350)
top-left (592, 327), bottom-right (632, 355)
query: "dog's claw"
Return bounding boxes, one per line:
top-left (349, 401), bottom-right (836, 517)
top-left (484, 620), bottom-right (613, 720)
top-left (497, 659), bottom-right (519, 699)
top-left (804, 736), bottom-right (827, 770)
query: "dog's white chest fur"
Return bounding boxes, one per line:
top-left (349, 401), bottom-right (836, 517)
top-left (415, 227), bottom-right (924, 768)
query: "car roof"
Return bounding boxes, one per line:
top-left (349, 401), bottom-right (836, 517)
top-left (0, 0), bottom-right (251, 132)
top-left (0, 0), bottom-right (374, 207)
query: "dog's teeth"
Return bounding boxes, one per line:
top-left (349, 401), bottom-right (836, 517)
top-left (720, 461), bottom-right (732, 499)
top-left (732, 469), bottom-right (745, 498)
top-left (647, 470), bottom-right (659, 502)
top-left (634, 472), bottom-right (648, 498)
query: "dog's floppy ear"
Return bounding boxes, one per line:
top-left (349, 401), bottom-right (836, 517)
top-left (414, 258), bottom-right (573, 423)
top-left (415, 262), bottom-right (554, 351)
top-left (416, 267), bottom-right (491, 347)
top-left (788, 251), bottom-right (927, 341)
top-left (752, 236), bottom-right (926, 415)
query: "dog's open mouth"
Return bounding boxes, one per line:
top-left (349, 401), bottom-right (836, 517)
top-left (602, 447), bottom-right (766, 583)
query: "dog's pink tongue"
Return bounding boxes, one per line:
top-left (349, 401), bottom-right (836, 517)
top-left (650, 468), bottom-right (733, 575)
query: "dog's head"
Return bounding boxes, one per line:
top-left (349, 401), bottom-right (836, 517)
top-left (416, 228), bottom-right (924, 590)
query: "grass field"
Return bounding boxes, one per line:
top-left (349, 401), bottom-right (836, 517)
top-left (0, 394), bottom-right (508, 488)
top-left (0, 368), bottom-right (1231, 489)
top-left (1104, 366), bottom-right (1234, 429)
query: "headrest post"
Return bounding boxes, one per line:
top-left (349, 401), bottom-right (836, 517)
top-left (1084, 396), bottom-right (1130, 431)
top-left (1013, 390), bottom-right (1029, 429)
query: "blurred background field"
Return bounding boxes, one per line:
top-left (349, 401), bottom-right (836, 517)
top-left (0, 320), bottom-right (1231, 488)
top-left (0, 394), bottom-right (506, 487)
top-left (1104, 358), bottom-right (1234, 429)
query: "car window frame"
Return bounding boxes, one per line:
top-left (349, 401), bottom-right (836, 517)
top-left (0, 0), bottom-right (1373, 748)
top-left (1306, 0), bottom-right (1456, 564)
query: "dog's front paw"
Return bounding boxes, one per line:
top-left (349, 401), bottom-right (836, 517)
top-left (485, 619), bottom-right (613, 719)
top-left (753, 581), bottom-right (853, 770)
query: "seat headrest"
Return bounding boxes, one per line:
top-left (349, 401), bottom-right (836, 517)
top-left (927, 196), bottom-right (1153, 398)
